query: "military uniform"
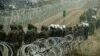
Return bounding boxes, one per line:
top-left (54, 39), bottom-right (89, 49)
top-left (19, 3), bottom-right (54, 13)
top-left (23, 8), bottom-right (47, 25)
top-left (0, 24), bottom-right (6, 42)
top-left (24, 24), bottom-right (37, 44)
top-left (39, 30), bottom-right (49, 39)
top-left (83, 26), bottom-right (89, 40)
top-left (7, 25), bottom-right (19, 56)
top-left (0, 30), bottom-right (6, 42)
top-left (18, 25), bottom-right (25, 47)
top-left (39, 25), bottom-right (49, 39)
top-left (0, 3), bottom-right (5, 10)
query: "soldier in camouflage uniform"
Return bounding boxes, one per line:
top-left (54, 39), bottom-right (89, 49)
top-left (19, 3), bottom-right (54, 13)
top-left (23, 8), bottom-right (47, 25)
top-left (7, 24), bottom-right (20, 56)
top-left (68, 27), bottom-right (73, 35)
top-left (95, 19), bottom-right (100, 29)
top-left (0, 24), bottom-right (6, 42)
top-left (24, 24), bottom-right (37, 44)
top-left (18, 25), bottom-right (25, 47)
top-left (89, 21), bottom-right (95, 35)
top-left (73, 25), bottom-right (78, 37)
top-left (83, 26), bottom-right (89, 40)
top-left (39, 25), bottom-right (49, 39)
top-left (0, 3), bottom-right (5, 10)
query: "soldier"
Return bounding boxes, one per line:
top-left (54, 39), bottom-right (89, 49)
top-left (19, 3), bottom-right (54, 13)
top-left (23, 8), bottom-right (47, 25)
top-left (78, 25), bottom-right (84, 36)
top-left (39, 25), bottom-right (49, 39)
top-left (0, 3), bottom-right (5, 10)
top-left (68, 27), bottom-right (73, 35)
top-left (24, 24), bottom-right (37, 44)
top-left (80, 14), bottom-right (85, 22)
top-left (0, 24), bottom-right (6, 42)
top-left (83, 26), bottom-right (89, 40)
top-left (73, 25), bottom-right (79, 38)
top-left (73, 26), bottom-right (76, 37)
top-left (18, 25), bottom-right (25, 47)
top-left (89, 22), bottom-right (95, 35)
top-left (7, 24), bottom-right (19, 56)
top-left (96, 19), bottom-right (100, 29)
top-left (91, 8), bottom-right (97, 15)
top-left (82, 22), bottom-right (89, 40)
top-left (73, 26), bottom-right (78, 40)
top-left (65, 26), bottom-right (69, 35)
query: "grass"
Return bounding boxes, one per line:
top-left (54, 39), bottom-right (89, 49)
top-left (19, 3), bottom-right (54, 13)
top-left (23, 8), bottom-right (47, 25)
top-left (71, 29), bottom-right (100, 56)
top-left (70, 9), bottom-right (100, 56)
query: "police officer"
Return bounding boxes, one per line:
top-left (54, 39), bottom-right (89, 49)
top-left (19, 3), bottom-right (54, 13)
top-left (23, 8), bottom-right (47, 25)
top-left (0, 24), bottom-right (6, 42)
top-left (49, 25), bottom-right (55, 37)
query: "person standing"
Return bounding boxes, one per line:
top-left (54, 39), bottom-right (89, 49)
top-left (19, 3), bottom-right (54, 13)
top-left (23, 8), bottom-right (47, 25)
top-left (24, 24), bottom-right (37, 44)
top-left (0, 24), bottom-right (6, 42)
top-left (7, 24), bottom-right (19, 56)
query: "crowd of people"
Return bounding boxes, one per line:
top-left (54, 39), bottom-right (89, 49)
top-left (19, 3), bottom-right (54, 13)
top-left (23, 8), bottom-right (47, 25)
top-left (0, 7), bottom-right (100, 56)
top-left (80, 7), bottom-right (100, 34)
top-left (0, 23), bottom-right (92, 52)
